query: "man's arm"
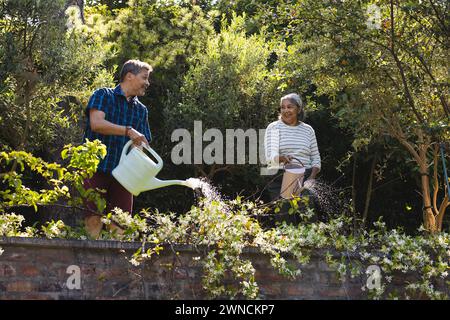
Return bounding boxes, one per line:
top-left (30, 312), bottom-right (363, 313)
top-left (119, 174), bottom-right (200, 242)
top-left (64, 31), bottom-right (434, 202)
top-left (89, 109), bottom-right (149, 146)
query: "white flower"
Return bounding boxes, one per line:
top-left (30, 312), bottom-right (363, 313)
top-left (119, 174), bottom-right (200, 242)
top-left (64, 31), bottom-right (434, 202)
top-left (50, 224), bottom-right (60, 235)
top-left (0, 247), bottom-right (4, 256)
top-left (440, 271), bottom-right (448, 279)
top-left (437, 235), bottom-right (447, 246)
top-left (130, 258), bottom-right (140, 266)
top-left (361, 252), bottom-right (370, 260)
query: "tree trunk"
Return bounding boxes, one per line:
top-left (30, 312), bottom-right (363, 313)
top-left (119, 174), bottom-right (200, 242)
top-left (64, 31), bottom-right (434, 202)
top-left (420, 171), bottom-right (437, 232)
top-left (418, 136), bottom-right (438, 232)
top-left (351, 153), bottom-right (357, 213)
top-left (362, 155), bottom-right (377, 227)
top-left (393, 128), bottom-right (443, 233)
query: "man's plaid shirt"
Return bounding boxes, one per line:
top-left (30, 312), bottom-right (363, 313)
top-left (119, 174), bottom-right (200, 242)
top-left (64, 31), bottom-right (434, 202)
top-left (83, 85), bottom-right (152, 174)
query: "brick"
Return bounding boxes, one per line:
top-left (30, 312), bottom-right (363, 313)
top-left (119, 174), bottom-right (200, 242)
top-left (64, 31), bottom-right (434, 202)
top-left (38, 281), bottom-right (63, 292)
top-left (298, 261), bottom-right (318, 270)
top-left (145, 282), bottom-right (162, 293)
top-left (1, 243), bottom-right (448, 300)
top-left (318, 261), bottom-right (334, 272)
top-left (173, 267), bottom-right (189, 279)
top-left (21, 293), bottom-right (57, 300)
top-left (315, 286), bottom-right (352, 298)
top-left (0, 263), bottom-right (17, 277)
top-left (36, 264), bottom-right (71, 280)
top-left (344, 285), bottom-right (366, 299)
top-left (108, 281), bottom-right (134, 297)
top-left (285, 284), bottom-right (315, 297)
top-left (7, 281), bottom-right (36, 292)
top-left (95, 296), bottom-right (128, 300)
top-left (20, 265), bottom-right (40, 277)
top-left (255, 269), bottom-right (287, 282)
top-left (259, 283), bottom-right (282, 297)
top-left (35, 249), bottom-right (76, 264)
top-left (181, 283), bottom-right (205, 299)
top-left (294, 271), bottom-right (314, 283)
top-left (4, 250), bottom-right (31, 262)
top-left (80, 264), bottom-right (97, 275)
top-left (316, 272), bottom-right (329, 284)
top-left (326, 272), bottom-right (346, 285)
top-left (101, 267), bottom-right (130, 279)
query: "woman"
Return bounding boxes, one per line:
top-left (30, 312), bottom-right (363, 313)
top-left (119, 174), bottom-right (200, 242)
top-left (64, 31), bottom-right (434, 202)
top-left (264, 93), bottom-right (321, 203)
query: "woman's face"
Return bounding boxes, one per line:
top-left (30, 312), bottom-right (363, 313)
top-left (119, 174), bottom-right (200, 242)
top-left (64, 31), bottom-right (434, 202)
top-left (280, 99), bottom-right (300, 125)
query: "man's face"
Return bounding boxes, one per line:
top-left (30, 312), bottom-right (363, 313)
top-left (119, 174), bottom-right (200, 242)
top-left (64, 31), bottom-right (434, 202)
top-left (129, 69), bottom-right (150, 97)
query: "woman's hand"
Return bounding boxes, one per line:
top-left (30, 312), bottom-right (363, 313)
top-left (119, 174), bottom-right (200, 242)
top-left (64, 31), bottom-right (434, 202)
top-left (275, 155), bottom-right (293, 164)
top-left (303, 179), bottom-right (316, 189)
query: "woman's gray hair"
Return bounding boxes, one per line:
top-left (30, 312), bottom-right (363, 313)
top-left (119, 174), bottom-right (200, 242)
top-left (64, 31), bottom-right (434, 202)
top-left (280, 93), bottom-right (303, 108)
top-left (280, 93), bottom-right (305, 121)
top-left (120, 59), bottom-right (153, 82)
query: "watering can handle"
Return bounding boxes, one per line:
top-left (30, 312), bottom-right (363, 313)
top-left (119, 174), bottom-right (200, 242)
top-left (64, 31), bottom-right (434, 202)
top-left (283, 156), bottom-right (305, 168)
top-left (141, 142), bottom-right (163, 165)
top-left (119, 140), bottom-right (163, 166)
top-left (119, 140), bottom-right (133, 164)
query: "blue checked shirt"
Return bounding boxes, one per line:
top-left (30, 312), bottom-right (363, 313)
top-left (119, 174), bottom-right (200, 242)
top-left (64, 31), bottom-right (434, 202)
top-left (83, 85), bottom-right (152, 174)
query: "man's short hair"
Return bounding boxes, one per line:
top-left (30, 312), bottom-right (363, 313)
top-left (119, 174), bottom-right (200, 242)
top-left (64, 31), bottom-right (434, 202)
top-left (120, 60), bottom-right (153, 82)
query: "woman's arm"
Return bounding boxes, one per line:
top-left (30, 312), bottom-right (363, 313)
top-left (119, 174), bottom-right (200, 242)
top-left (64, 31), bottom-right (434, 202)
top-left (309, 128), bottom-right (321, 179)
top-left (264, 123), bottom-right (280, 165)
top-left (308, 166), bottom-right (321, 180)
top-left (309, 130), bottom-right (321, 172)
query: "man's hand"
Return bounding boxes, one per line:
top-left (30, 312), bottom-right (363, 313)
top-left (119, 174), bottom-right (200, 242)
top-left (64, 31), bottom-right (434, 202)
top-left (127, 127), bottom-right (149, 147)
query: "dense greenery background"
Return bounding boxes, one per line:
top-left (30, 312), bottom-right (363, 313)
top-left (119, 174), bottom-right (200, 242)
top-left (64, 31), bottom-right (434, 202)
top-left (0, 0), bottom-right (448, 234)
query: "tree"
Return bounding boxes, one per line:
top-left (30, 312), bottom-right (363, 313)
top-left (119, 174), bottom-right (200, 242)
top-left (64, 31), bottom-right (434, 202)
top-left (99, 0), bottom-right (214, 153)
top-left (167, 14), bottom-right (277, 179)
top-left (268, 0), bottom-right (449, 232)
top-left (0, 0), bottom-right (114, 157)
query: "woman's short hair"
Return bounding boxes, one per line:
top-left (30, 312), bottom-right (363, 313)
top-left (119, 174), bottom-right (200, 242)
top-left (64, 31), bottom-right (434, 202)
top-left (280, 93), bottom-right (305, 121)
top-left (120, 60), bottom-right (153, 82)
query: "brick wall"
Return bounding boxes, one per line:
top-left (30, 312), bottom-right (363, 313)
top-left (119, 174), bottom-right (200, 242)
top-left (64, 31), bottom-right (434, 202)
top-left (0, 237), bottom-right (445, 300)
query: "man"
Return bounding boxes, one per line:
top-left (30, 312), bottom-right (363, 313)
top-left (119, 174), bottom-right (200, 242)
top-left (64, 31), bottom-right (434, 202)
top-left (82, 59), bottom-right (152, 238)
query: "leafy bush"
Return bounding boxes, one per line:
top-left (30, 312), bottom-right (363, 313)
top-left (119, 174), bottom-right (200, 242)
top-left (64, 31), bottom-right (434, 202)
top-left (1, 141), bottom-right (449, 299)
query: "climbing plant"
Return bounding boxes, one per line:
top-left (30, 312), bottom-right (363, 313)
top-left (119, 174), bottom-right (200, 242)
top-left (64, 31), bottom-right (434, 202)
top-left (1, 142), bottom-right (448, 299)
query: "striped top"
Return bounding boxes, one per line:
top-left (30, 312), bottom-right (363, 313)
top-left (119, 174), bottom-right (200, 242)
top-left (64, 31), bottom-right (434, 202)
top-left (83, 85), bottom-right (152, 174)
top-left (264, 120), bottom-right (321, 169)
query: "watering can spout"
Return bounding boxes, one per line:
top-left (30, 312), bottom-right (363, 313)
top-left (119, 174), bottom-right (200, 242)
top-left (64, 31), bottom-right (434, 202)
top-left (144, 177), bottom-right (192, 192)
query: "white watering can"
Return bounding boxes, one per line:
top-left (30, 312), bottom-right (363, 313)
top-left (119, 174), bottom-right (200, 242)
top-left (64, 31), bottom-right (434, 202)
top-left (112, 140), bottom-right (194, 196)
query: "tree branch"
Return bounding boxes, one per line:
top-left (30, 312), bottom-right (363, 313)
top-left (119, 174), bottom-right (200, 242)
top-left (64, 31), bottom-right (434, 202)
top-left (428, 0), bottom-right (449, 34)
top-left (432, 144), bottom-right (439, 217)
top-left (389, 0), bottom-right (425, 124)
